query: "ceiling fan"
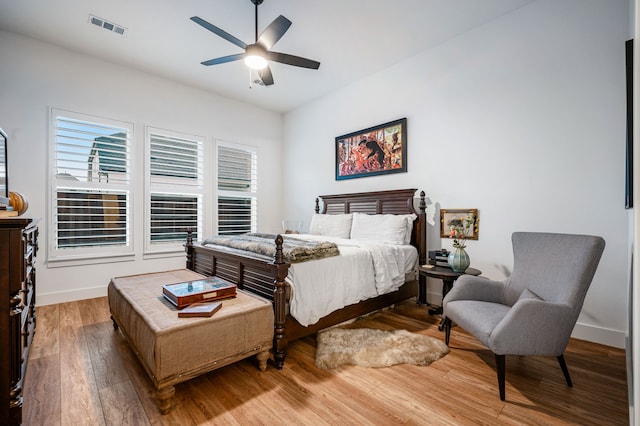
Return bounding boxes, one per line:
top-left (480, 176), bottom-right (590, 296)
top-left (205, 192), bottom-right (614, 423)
top-left (191, 0), bottom-right (320, 86)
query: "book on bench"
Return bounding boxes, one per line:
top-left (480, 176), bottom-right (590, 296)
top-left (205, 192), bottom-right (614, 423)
top-left (163, 277), bottom-right (237, 309)
top-left (178, 301), bottom-right (223, 318)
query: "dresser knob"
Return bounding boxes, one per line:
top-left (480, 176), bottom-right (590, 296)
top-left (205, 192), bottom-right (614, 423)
top-left (9, 293), bottom-right (21, 306)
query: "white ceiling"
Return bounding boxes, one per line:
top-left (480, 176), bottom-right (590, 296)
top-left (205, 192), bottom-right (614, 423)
top-left (0, 0), bottom-right (535, 113)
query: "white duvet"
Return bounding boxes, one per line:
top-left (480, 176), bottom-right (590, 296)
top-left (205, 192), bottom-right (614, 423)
top-left (284, 234), bottom-right (418, 326)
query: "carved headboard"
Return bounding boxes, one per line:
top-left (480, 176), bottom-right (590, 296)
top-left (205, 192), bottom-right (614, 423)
top-left (314, 188), bottom-right (427, 265)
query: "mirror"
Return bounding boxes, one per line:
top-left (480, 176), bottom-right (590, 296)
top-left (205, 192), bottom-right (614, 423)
top-left (0, 128), bottom-right (7, 199)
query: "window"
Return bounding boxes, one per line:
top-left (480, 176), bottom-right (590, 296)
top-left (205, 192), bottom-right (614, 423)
top-left (216, 142), bottom-right (257, 235)
top-left (145, 128), bottom-right (204, 253)
top-left (49, 110), bottom-right (260, 263)
top-left (49, 108), bottom-right (132, 261)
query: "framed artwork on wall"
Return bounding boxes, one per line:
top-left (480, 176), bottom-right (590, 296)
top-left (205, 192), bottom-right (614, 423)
top-left (440, 209), bottom-right (479, 240)
top-left (335, 118), bottom-right (407, 180)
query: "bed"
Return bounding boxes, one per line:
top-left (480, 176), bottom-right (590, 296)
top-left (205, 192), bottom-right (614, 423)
top-left (185, 188), bottom-right (427, 369)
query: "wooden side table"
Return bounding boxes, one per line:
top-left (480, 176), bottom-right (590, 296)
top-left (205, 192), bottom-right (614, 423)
top-left (418, 264), bottom-right (482, 330)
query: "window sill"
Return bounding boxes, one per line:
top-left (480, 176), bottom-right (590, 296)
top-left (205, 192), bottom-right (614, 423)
top-left (143, 248), bottom-right (186, 261)
top-left (46, 252), bottom-right (136, 268)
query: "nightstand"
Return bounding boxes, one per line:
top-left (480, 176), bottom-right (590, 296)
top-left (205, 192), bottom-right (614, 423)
top-left (418, 264), bottom-right (481, 330)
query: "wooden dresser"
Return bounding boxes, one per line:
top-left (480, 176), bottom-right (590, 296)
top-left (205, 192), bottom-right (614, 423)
top-left (0, 218), bottom-right (38, 426)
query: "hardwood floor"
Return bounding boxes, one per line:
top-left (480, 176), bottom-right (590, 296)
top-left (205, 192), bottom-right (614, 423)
top-left (23, 297), bottom-right (628, 425)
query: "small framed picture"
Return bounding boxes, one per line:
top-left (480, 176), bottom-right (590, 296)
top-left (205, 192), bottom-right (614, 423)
top-left (440, 209), bottom-right (479, 240)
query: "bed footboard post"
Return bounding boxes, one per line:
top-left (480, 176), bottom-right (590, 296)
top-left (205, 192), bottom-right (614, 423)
top-left (272, 234), bottom-right (289, 369)
top-left (185, 227), bottom-right (194, 271)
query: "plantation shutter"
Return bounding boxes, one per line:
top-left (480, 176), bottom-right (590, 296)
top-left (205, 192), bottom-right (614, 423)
top-left (52, 112), bottom-right (131, 252)
top-left (149, 135), bottom-right (199, 183)
top-left (217, 144), bottom-right (257, 235)
top-left (147, 131), bottom-right (203, 246)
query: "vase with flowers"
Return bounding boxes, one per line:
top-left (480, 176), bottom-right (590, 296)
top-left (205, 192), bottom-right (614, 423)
top-left (447, 215), bottom-right (474, 272)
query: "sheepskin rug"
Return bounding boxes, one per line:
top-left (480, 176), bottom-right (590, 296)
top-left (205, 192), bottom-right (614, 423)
top-left (315, 328), bottom-right (449, 369)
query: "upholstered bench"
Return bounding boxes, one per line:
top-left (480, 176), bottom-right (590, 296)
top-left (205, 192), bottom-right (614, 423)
top-left (108, 269), bottom-right (274, 414)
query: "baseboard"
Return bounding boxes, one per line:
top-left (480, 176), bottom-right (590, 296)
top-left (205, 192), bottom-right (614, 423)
top-left (426, 289), bottom-right (444, 307)
top-left (37, 285), bottom-right (107, 306)
top-left (571, 322), bottom-right (625, 349)
top-left (426, 290), bottom-right (625, 349)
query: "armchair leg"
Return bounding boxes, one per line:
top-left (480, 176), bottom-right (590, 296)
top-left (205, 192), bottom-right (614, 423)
top-left (444, 317), bottom-right (452, 345)
top-left (557, 355), bottom-right (573, 387)
top-left (495, 354), bottom-right (506, 401)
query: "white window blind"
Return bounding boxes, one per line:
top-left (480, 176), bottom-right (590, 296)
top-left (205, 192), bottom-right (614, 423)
top-left (149, 134), bottom-right (200, 184)
top-left (146, 129), bottom-right (203, 250)
top-left (217, 143), bottom-right (257, 235)
top-left (56, 189), bottom-right (128, 248)
top-left (49, 109), bottom-right (132, 259)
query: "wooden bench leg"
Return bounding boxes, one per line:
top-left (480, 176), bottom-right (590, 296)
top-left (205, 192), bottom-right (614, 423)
top-left (157, 385), bottom-right (175, 415)
top-left (257, 350), bottom-right (269, 372)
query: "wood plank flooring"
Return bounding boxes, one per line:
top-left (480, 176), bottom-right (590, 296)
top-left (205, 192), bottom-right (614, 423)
top-left (23, 297), bottom-right (629, 425)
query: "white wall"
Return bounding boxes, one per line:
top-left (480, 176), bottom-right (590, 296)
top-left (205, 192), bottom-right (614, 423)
top-left (283, 0), bottom-right (629, 347)
top-left (0, 30), bottom-right (284, 305)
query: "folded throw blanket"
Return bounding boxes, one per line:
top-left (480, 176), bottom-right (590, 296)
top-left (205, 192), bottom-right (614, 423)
top-left (202, 233), bottom-right (340, 263)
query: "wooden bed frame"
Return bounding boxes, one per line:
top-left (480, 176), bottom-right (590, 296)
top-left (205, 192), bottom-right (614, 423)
top-left (185, 188), bottom-right (427, 369)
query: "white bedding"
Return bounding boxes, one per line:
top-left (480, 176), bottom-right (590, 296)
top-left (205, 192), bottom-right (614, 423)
top-left (284, 234), bottom-right (418, 326)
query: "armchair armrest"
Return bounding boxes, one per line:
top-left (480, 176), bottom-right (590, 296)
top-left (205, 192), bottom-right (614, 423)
top-left (443, 275), bottom-right (504, 307)
top-left (489, 299), bottom-right (575, 356)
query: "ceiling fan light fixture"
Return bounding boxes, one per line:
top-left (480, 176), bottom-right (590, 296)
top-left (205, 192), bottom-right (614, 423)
top-left (244, 44), bottom-right (268, 69)
top-left (245, 54), bottom-right (268, 70)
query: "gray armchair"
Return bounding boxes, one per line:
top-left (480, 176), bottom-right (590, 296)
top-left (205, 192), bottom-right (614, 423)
top-left (442, 232), bottom-right (605, 400)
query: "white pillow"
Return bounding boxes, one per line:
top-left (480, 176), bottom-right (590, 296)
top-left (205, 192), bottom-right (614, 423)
top-left (350, 213), bottom-right (416, 245)
top-left (309, 214), bottom-right (353, 239)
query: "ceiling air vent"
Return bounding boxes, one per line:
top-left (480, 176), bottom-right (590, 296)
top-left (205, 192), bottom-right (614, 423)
top-left (89, 15), bottom-right (126, 35)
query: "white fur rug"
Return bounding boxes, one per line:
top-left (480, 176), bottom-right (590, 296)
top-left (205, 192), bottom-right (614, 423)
top-left (315, 328), bottom-right (449, 369)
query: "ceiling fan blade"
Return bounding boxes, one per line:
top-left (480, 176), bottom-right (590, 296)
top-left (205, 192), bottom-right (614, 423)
top-left (258, 66), bottom-right (274, 86)
top-left (266, 51), bottom-right (320, 70)
top-left (191, 16), bottom-right (247, 50)
top-left (201, 53), bottom-right (245, 66)
top-left (257, 15), bottom-right (292, 50)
